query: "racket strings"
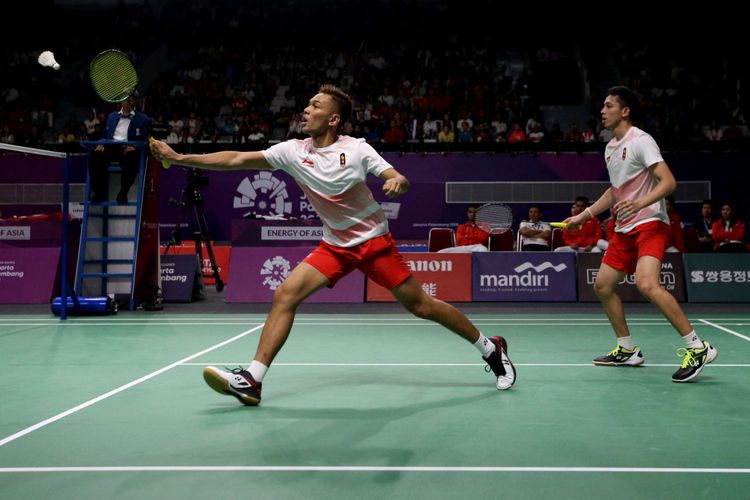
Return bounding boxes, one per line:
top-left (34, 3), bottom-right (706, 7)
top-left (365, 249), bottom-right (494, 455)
top-left (475, 205), bottom-right (513, 232)
top-left (90, 51), bottom-right (138, 102)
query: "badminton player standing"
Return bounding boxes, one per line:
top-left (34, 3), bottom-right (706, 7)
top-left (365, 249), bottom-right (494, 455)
top-left (564, 86), bottom-right (717, 382)
top-left (150, 84), bottom-right (515, 404)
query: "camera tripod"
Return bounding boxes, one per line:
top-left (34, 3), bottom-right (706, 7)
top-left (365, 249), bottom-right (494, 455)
top-left (165, 169), bottom-right (225, 292)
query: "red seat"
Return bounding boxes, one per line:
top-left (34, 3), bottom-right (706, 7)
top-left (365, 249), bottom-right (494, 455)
top-left (428, 228), bottom-right (455, 252)
top-left (489, 229), bottom-right (514, 251)
top-left (683, 226), bottom-right (700, 253)
top-left (551, 228), bottom-right (564, 250)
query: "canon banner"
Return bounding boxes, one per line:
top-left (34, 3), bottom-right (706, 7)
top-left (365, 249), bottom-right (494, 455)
top-left (366, 253), bottom-right (472, 302)
top-left (576, 253), bottom-right (686, 302)
top-left (227, 247), bottom-right (364, 303)
top-left (472, 253), bottom-right (577, 301)
top-left (684, 254), bottom-right (750, 302)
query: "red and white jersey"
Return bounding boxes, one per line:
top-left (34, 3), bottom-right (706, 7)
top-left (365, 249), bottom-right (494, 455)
top-left (605, 126), bottom-right (669, 233)
top-left (263, 135), bottom-right (393, 247)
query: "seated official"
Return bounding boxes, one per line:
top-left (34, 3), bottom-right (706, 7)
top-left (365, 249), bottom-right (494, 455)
top-left (519, 205), bottom-right (551, 251)
top-left (88, 94), bottom-right (153, 203)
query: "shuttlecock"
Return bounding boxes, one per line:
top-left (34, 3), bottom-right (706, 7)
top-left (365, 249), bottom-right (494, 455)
top-left (38, 50), bottom-right (60, 70)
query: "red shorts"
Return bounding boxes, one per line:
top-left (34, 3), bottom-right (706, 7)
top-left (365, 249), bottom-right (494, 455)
top-left (602, 221), bottom-right (670, 274)
top-left (303, 232), bottom-right (412, 290)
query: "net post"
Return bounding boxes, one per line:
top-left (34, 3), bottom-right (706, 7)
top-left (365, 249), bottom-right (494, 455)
top-left (60, 154), bottom-right (70, 320)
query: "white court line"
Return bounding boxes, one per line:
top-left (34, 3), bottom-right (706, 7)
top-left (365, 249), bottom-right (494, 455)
top-left (699, 319), bottom-right (750, 342)
top-left (0, 465), bottom-right (748, 474)
top-left (0, 324), bottom-right (264, 449)
top-left (0, 322), bottom-right (676, 327)
top-left (180, 362), bottom-right (750, 368)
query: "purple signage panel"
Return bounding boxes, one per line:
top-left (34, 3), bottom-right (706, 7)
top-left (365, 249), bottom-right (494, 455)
top-left (227, 246), bottom-right (364, 303)
top-left (160, 254), bottom-right (200, 303)
top-left (472, 252), bottom-right (577, 302)
top-left (0, 247), bottom-right (61, 303)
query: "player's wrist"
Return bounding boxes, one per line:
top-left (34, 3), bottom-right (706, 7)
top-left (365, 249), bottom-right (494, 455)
top-left (585, 207), bottom-right (595, 220)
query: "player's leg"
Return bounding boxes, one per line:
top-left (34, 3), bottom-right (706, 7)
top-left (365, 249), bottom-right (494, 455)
top-left (203, 262), bottom-right (329, 405)
top-left (634, 255), bottom-right (717, 381)
top-left (390, 276), bottom-right (515, 389)
top-left (592, 263), bottom-right (643, 366)
top-left (254, 262), bottom-right (330, 364)
top-left (391, 275), bottom-right (479, 342)
top-left (634, 255), bottom-right (691, 333)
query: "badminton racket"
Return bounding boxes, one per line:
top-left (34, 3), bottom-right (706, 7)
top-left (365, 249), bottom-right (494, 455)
top-left (474, 203), bottom-right (513, 233)
top-left (549, 222), bottom-right (582, 229)
top-left (89, 49), bottom-right (138, 103)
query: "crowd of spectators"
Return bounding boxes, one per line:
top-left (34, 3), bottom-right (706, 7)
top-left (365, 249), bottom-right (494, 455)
top-left (2, 1), bottom-right (749, 150)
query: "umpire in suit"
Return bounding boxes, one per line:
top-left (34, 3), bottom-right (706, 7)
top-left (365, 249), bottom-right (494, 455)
top-left (88, 93), bottom-right (153, 203)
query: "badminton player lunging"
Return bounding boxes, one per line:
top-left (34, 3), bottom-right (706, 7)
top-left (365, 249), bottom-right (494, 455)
top-left (563, 86), bottom-right (717, 382)
top-left (150, 84), bottom-right (515, 405)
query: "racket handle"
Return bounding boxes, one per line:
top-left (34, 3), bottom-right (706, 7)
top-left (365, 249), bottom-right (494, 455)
top-left (148, 137), bottom-right (171, 169)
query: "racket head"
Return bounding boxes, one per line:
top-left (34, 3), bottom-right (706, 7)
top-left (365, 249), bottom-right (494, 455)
top-left (474, 203), bottom-right (513, 233)
top-left (89, 49), bottom-right (138, 103)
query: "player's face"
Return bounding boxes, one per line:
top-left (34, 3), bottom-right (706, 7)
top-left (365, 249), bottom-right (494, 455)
top-left (302, 93), bottom-right (339, 136)
top-left (467, 207), bottom-right (477, 221)
top-left (601, 95), bottom-right (626, 131)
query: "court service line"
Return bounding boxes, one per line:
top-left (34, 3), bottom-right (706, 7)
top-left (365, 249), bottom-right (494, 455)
top-left (0, 465), bottom-right (748, 474)
top-left (0, 324), bottom-right (264, 449)
top-left (699, 319), bottom-right (750, 342)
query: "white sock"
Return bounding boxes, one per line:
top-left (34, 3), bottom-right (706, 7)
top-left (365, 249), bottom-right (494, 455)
top-left (474, 333), bottom-right (496, 358)
top-left (617, 336), bottom-right (635, 350)
top-left (683, 330), bottom-right (703, 349)
top-left (246, 360), bottom-right (268, 382)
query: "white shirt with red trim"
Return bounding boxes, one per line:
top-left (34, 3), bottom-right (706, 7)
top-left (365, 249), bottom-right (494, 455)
top-left (605, 126), bottom-right (669, 233)
top-left (262, 135), bottom-right (393, 247)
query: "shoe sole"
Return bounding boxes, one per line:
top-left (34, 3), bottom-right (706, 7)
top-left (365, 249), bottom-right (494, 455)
top-left (495, 336), bottom-right (516, 390)
top-left (672, 364), bottom-right (705, 383)
top-left (593, 359), bottom-right (645, 367)
top-left (202, 367), bottom-right (260, 406)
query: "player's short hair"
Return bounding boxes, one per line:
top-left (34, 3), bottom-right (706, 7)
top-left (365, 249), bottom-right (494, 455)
top-left (319, 84), bottom-right (352, 132)
top-left (607, 85), bottom-right (640, 122)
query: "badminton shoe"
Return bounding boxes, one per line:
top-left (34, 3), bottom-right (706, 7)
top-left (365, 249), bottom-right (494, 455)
top-left (482, 336), bottom-right (516, 390)
top-left (203, 366), bottom-right (262, 405)
top-left (672, 341), bottom-right (718, 383)
top-left (593, 345), bottom-right (644, 366)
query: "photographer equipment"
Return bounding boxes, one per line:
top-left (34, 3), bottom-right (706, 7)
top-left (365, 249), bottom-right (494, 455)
top-left (165, 168), bottom-right (225, 292)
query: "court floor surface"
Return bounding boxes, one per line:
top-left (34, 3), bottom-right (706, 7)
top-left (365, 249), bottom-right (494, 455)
top-left (1, 311), bottom-right (749, 499)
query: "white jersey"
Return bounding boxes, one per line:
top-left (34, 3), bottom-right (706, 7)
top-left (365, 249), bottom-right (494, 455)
top-left (262, 135), bottom-right (393, 247)
top-left (605, 126), bottom-right (669, 233)
top-left (519, 220), bottom-right (551, 248)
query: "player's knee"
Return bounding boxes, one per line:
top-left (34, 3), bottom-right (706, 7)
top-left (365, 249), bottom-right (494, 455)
top-left (593, 279), bottom-right (615, 297)
top-left (636, 278), bottom-right (659, 299)
top-left (271, 283), bottom-right (303, 309)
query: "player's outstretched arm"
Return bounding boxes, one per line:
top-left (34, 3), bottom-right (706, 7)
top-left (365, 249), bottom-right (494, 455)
top-left (149, 139), bottom-right (271, 171)
top-left (380, 168), bottom-right (410, 198)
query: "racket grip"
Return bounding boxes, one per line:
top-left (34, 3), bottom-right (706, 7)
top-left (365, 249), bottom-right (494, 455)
top-left (148, 137), bottom-right (171, 169)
